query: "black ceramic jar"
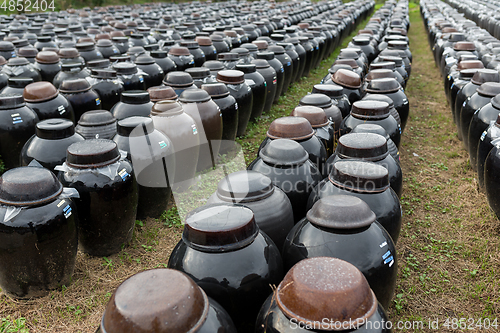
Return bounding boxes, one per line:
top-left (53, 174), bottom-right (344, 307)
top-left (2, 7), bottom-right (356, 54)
top-left (0, 166), bottom-right (78, 298)
top-left (251, 59), bottom-right (277, 114)
top-left (484, 141), bottom-right (500, 219)
top-left (352, 123), bottom-right (400, 165)
top-left (112, 62), bottom-right (146, 91)
top-left (59, 78), bottom-right (101, 122)
top-left (180, 40), bottom-right (206, 67)
top-left (168, 203), bottom-right (284, 330)
top-left (32, 51), bottom-right (61, 83)
top-left (257, 52), bottom-right (285, 102)
top-left (134, 55), bottom-right (164, 89)
top-left (75, 110), bottom-right (117, 140)
top-left (76, 42), bottom-right (104, 63)
top-left (110, 90), bottom-right (154, 121)
top-left (362, 93), bottom-right (403, 130)
top-left (268, 46), bottom-right (293, 95)
top-left (95, 39), bottom-right (120, 59)
top-left (298, 93), bottom-right (342, 138)
top-left (185, 67), bottom-right (217, 88)
top-left (58, 139), bottom-right (138, 256)
top-left (330, 68), bottom-right (363, 104)
top-left (168, 46), bottom-right (195, 72)
top-left (235, 63), bottom-right (267, 120)
top-left (150, 49), bottom-right (177, 74)
top-left (86, 69), bottom-right (124, 111)
top-left (291, 105), bottom-right (335, 157)
top-left (311, 83), bottom-right (351, 118)
top-left (478, 114), bottom-right (500, 188)
top-left (1, 77), bottom-right (34, 95)
top-left (22, 81), bottom-right (74, 122)
top-left (1, 57), bottom-right (41, 82)
top-left (196, 36), bottom-right (218, 61)
top-left (163, 71), bottom-right (197, 96)
top-left (52, 63), bottom-right (90, 89)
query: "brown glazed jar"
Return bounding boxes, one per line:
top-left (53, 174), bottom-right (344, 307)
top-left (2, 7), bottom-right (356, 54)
top-left (298, 93), bottom-right (342, 140)
top-left (23, 81), bottom-right (75, 122)
top-left (168, 203), bottom-right (284, 330)
top-left (256, 257), bottom-right (390, 333)
top-left (179, 89), bottom-right (222, 172)
top-left (75, 110), bottom-right (117, 140)
top-left (150, 100), bottom-right (199, 190)
top-left (311, 83), bottom-right (351, 118)
top-left (58, 139), bottom-right (138, 257)
top-left (97, 269), bottom-right (236, 333)
top-left (33, 51), bottom-right (62, 83)
top-left (291, 105), bottom-right (335, 156)
top-left (59, 78), bottom-right (102, 122)
top-left (148, 85), bottom-right (178, 102)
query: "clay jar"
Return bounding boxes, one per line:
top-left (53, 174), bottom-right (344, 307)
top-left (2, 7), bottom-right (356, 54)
top-left (112, 62), bottom-right (146, 91)
top-left (248, 139), bottom-right (323, 223)
top-left (167, 203), bottom-right (284, 330)
top-left (276, 42), bottom-right (300, 84)
top-left (134, 55), bottom-right (164, 89)
top-left (285, 38), bottom-right (306, 80)
top-left (298, 93), bottom-right (342, 138)
top-left (256, 257), bottom-right (391, 333)
top-left (1, 77), bottom-right (34, 95)
top-left (53, 63), bottom-right (90, 89)
top-left (22, 82), bottom-right (73, 123)
top-left (20, 119), bottom-right (84, 171)
top-left (150, 50), bottom-right (177, 74)
top-left (291, 105), bottom-right (335, 157)
top-left (178, 89), bottom-right (222, 172)
top-left (75, 42), bottom-right (104, 63)
top-left (0, 94), bottom-right (38, 170)
top-left (308, 160), bottom-right (402, 243)
top-left (87, 69), bottom-right (124, 111)
top-left (218, 52), bottom-right (240, 70)
top-left (282, 195), bottom-right (397, 309)
top-left (207, 170), bottom-right (294, 251)
top-left (268, 46), bottom-right (294, 94)
top-left (95, 39), bottom-right (120, 59)
top-left (362, 93), bottom-right (402, 129)
top-left (478, 114), bottom-right (500, 188)
top-left (113, 117), bottom-right (175, 220)
top-left (163, 71), bottom-right (197, 96)
top-left (484, 141), bottom-right (500, 219)
top-left (58, 139), bottom-right (138, 256)
top-left (1, 57), bottom-right (41, 82)
top-left (327, 133), bottom-right (403, 197)
top-left (32, 51), bottom-right (61, 83)
top-left (256, 52), bottom-right (284, 102)
top-left (352, 123), bottom-right (400, 165)
top-left (451, 69), bottom-right (479, 125)
top-left (217, 69), bottom-right (253, 137)
top-left (110, 90), bottom-right (154, 121)
top-left (251, 59), bottom-right (277, 114)
top-left (168, 46), bottom-right (195, 71)
top-left (185, 67), bottom-right (216, 88)
top-left (341, 100), bottom-right (401, 148)
top-left (235, 63), bottom-right (267, 120)
top-left (150, 100), bottom-right (199, 190)
top-left (59, 78), bottom-right (101, 122)
top-left (180, 40), bottom-right (206, 67)
top-left (311, 83), bottom-right (351, 118)
top-left (58, 48), bottom-right (85, 65)
top-left (0, 166), bottom-right (78, 298)
top-left (97, 269), bottom-right (236, 333)
top-left (330, 68), bottom-right (363, 104)
top-left (75, 110), bottom-right (117, 140)
top-left (196, 36), bottom-right (218, 61)
top-left (0, 41), bottom-right (16, 60)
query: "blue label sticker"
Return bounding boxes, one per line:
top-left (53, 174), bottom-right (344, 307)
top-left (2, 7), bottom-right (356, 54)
top-left (382, 251), bottom-right (391, 260)
top-left (63, 205), bottom-right (72, 218)
top-left (287, 62), bottom-right (291, 67)
top-left (481, 131), bottom-right (487, 141)
top-left (384, 256), bottom-right (394, 265)
top-left (159, 141), bottom-right (168, 149)
top-left (11, 113), bottom-right (22, 124)
top-left (95, 98), bottom-right (101, 106)
top-left (139, 76), bottom-right (144, 83)
top-left (118, 168), bottom-right (130, 181)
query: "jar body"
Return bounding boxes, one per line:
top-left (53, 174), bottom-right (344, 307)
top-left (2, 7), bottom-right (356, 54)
top-left (26, 94), bottom-right (75, 122)
top-left (268, 58), bottom-right (284, 102)
top-left (256, 66), bottom-right (277, 114)
top-left (62, 90), bottom-right (102, 122)
top-left (341, 115), bottom-right (401, 148)
top-left (213, 95), bottom-right (238, 146)
top-left (469, 104), bottom-right (500, 173)
top-left (110, 101), bottom-right (154, 121)
top-left (478, 124), bottom-right (500, 188)
top-left (227, 82), bottom-right (253, 137)
top-left (153, 56), bottom-right (177, 74)
top-left (168, 54), bottom-right (195, 71)
top-left (136, 63), bottom-right (164, 89)
top-left (116, 72), bottom-right (146, 91)
top-left (90, 79), bottom-right (124, 111)
top-left (53, 69), bottom-right (90, 89)
top-left (245, 71), bottom-right (267, 120)
top-left (461, 93), bottom-right (490, 154)
top-left (33, 62), bottom-right (61, 83)
top-left (484, 144), bottom-right (500, 219)
top-left (199, 45), bottom-right (217, 61)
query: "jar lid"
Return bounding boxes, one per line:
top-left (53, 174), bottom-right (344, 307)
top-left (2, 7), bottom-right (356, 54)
top-left (150, 50), bottom-right (168, 58)
top-left (23, 81), bottom-right (58, 102)
top-left (216, 170), bottom-right (274, 203)
top-left (113, 62), bottom-right (138, 75)
top-left (256, 51), bottom-right (275, 60)
top-left (291, 106), bottom-right (329, 128)
top-left (96, 39), bottom-right (113, 47)
top-left (334, 58), bottom-right (358, 69)
top-left (232, 47), bottom-right (250, 57)
top-left (134, 55), bottom-right (155, 66)
top-left (216, 69), bottom-right (245, 84)
top-left (102, 268), bottom-right (210, 333)
top-left (338, 50), bottom-right (360, 60)
top-left (151, 100), bottom-right (184, 116)
top-left (202, 60), bottom-right (224, 71)
top-left (182, 203), bottom-right (259, 252)
top-left (252, 40), bottom-right (268, 50)
top-left (201, 82), bottom-right (229, 98)
top-left (17, 47), bottom-right (38, 58)
top-left (59, 78), bottom-right (91, 93)
top-left (378, 55), bottom-right (403, 67)
top-left (0, 41), bottom-right (14, 51)
top-left (36, 118), bottom-right (75, 140)
top-left (0, 166), bottom-right (63, 206)
top-left (241, 43), bottom-right (258, 52)
top-left (164, 71), bottom-right (194, 87)
top-left (260, 138), bottom-right (309, 166)
top-left (329, 160), bottom-right (389, 193)
top-left (118, 90), bottom-right (150, 104)
top-left (307, 195), bottom-right (376, 229)
top-left (311, 84), bottom-right (343, 98)
top-left (336, 133), bottom-right (388, 161)
top-left (179, 89), bottom-right (211, 103)
top-left (267, 45), bottom-right (285, 55)
top-left (351, 123), bottom-right (390, 139)
top-left (365, 69), bottom-right (398, 82)
top-left (185, 67), bottom-right (210, 79)
top-left (78, 109), bottom-right (116, 127)
top-left (7, 77), bottom-right (34, 89)
top-left (477, 82), bottom-right (500, 97)
top-left (180, 40), bottom-right (199, 50)
top-left (210, 35), bottom-right (224, 43)
top-left (0, 93), bottom-right (25, 110)
top-left (387, 40), bottom-right (408, 49)
top-left (457, 60), bottom-right (484, 71)
top-left (491, 93), bottom-right (500, 110)
top-left (276, 257), bottom-right (377, 331)
top-left (75, 42), bottom-right (95, 52)
top-left (365, 77), bottom-right (401, 93)
top-left (453, 41), bottom-right (475, 51)
top-left (217, 52), bottom-right (240, 61)
top-left (251, 58), bottom-right (270, 69)
top-left (168, 46), bottom-right (191, 56)
top-left (471, 69), bottom-right (500, 85)
top-left (117, 116), bottom-right (154, 137)
top-left (58, 47), bottom-right (80, 59)
top-left (66, 139), bottom-right (120, 169)
top-left (148, 85), bottom-right (178, 102)
top-left (299, 93), bottom-right (333, 109)
top-left (195, 36), bottom-right (212, 46)
top-left (351, 100), bottom-right (390, 120)
top-left (369, 61), bottom-right (396, 71)
top-left (331, 68), bottom-right (362, 89)
top-left (7, 57), bottom-right (29, 66)
top-left (267, 116), bottom-right (314, 140)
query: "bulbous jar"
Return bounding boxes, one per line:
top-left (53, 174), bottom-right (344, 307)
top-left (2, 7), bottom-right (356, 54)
top-left (268, 46), bottom-right (293, 95)
top-left (298, 93), bottom-right (342, 139)
top-left (1, 57), bottom-right (41, 82)
top-left (0, 166), bottom-right (78, 299)
top-left (58, 139), bottom-right (138, 256)
top-left (1, 77), bottom-right (34, 95)
top-left (251, 59), bottom-right (277, 114)
top-left (87, 69), bottom-right (124, 111)
top-left (167, 203), bottom-right (284, 330)
top-left (218, 52), bottom-right (240, 70)
top-left (110, 90), bottom-right (154, 121)
top-left (148, 85), bottom-right (178, 103)
top-left (285, 38), bottom-right (306, 80)
top-left (308, 160), bottom-right (402, 244)
top-left (96, 269), bottom-right (236, 333)
top-left (58, 47), bottom-right (85, 65)
top-left (217, 70), bottom-right (253, 137)
top-left (20, 119), bottom-right (84, 171)
top-left (113, 117), bottom-right (175, 220)
top-left (32, 51), bottom-right (61, 83)
top-left (195, 36), bottom-right (218, 61)
top-left (95, 39), bottom-right (120, 59)
top-left (23, 81), bottom-right (74, 122)
top-left (34, 36), bottom-right (57, 52)
top-left (163, 71), bottom-right (197, 96)
top-left (235, 63), bottom-right (266, 120)
top-left (112, 62), bottom-right (146, 91)
top-left (256, 257), bottom-right (391, 333)
top-left (210, 35), bottom-right (230, 54)
top-left (0, 94), bottom-right (38, 170)
top-left (180, 40), bottom-right (206, 67)
top-left (257, 52), bottom-right (284, 102)
top-left (75, 110), bottom-right (117, 140)
top-left (150, 100), bottom-right (199, 190)
top-left (276, 42), bottom-right (300, 84)
top-left (249, 139), bottom-right (323, 223)
top-left (59, 78), bottom-right (101, 121)
top-left (330, 68), bottom-right (363, 104)
top-left (291, 105), bottom-right (335, 157)
top-left (202, 60), bottom-right (225, 77)
top-left (207, 170), bottom-right (294, 251)
top-left (362, 93), bottom-right (402, 130)
top-left (52, 63), bottom-right (90, 89)
top-left (134, 55), bottom-right (164, 89)
top-left (150, 50), bottom-right (177, 75)
top-left (311, 83), bottom-right (351, 118)
top-left (168, 46), bottom-right (195, 72)
top-left (351, 123), bottom-right (400, 165)
top-left (185, 67), bottom-right (217, 88)
top-left (0, 41), bottom-right (17, 60)
top-left (75, 42), bottom-right (104, 63)
top-left (478, 114), bottom-right (500, 188)
top-left (282, 195), bottom-right (397, 308)
top-left (178, 89), bottom-right (222, 172)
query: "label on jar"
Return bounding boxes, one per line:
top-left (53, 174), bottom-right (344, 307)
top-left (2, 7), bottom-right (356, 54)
top-left (191, 124), bottom-right (198, 135)
top-left (159, 141), bottom-right (168, 149)
top-left (95, 98), bottom-right (101, 106)
top-left (287, 62), bottom-right (291, 67)
top-left (118, 168), bottom-right (130, 181)
top-left (11, 113), bottom-right (22, 124)
top-left (57, 199), bottom-right (66, 208)
top-left (139, 76), bottom-right (144, 83)
top-left (235, 103), bottom-right (239, 110)
top-left (58, 105), bottom-right (66, 115)
top-left (481, 131), bottom-right (487, 141)
top-left (245, 79), bottom-right (255, 87)
top-left (379, 241), bottom-right (388, 248)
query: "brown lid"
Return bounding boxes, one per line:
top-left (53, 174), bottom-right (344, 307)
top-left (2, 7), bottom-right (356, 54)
top-left (276, 257), bottom-right (377, 331)
top-left (351, 100), bottom-right (390, 120)
top-left (168, 46), bottom-right (191, 56)
top-left (336, 132), bottom-right (388, 161)
top-left (331, 68), bottom-right (362, 89)
top-left (491, 93), bottom-right (500, 110)
top-left (329, 160), bottom-right (389, 193)
top-left (291, 106), bottom-right (329, 128)
top-left (102, 269), bottom-right (209, 333)
top-left (23, 81), bottom-right (58, 102)
top-left (453, 41), bottom-right (476, 51)
top-left (334, 58), bottom-right (359, 69)
top-left (365, 77), bottom-right (401, 93)
top-left (365, 69), bottom-right (399, 82)
top-left (58, 48), bottom-right (80, 59)
top-left (59, 78), bottom-right (92, 93)
top-left (148, 86), bottom-right (178, 102)
top-left (216, 69), bottom-right (245, 84)
top-left (252, 40), bottom-right (268, 50)
top-left (267, 116), bottom-right (315, 140)
top-left (442, 27), bottom-right (458, 33)
top-left (298, 22), bottom-right (310, 30)
top-left (471, 69), bottom-right (500, 85)
top-left (35, 51), bottom-right (60, 64)
top-left (151, 100), bottom-right (184, 117)
top-left (0, 56), bottom-right (6, 66)
top-left (476, 82), bottom-right (500, 97)
top-left (17, 47), bottom-right (38, 58)
top-left (369, 61), bottom-right (396, 71)
top-left (457, 60), bottom-right (484, 71)
top-left (110, 30), bottom-right (125, 38)
top-left (195, 36), bottom-right (212, 46)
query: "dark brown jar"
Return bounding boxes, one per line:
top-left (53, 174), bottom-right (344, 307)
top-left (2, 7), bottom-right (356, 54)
top-left (248, 139), bottom-right (323, 223)
top-left (179, 89), bottom-right (222, 172)
top-left (20, 119), bottom-right (84, 171)
top-left (251, 59), bottom-right (277, 115)
top-left (150, 100), bottom-right (199, 190)
top-left (291, 105), bottom-right (335, 156)
top-left (0, 41), bottom-right (17, 60)
top-left (211, 34), bottom-right (230, 54)
top-left (33, 51), bottom-right (61, 83)
top-left (256, 52), bottom-right (284, 102)
top-left (168, 46), bottom-right (195, 72)
top-left (352, 123), bottom-right (400, 165)
top-left (168, 203), bottom-right (284, 330)
top-left (150, 50), bottom-right (177, 75)
top-left (23, 81), bottom-right (74, 122)
top-left (87, 69), bottom-right (124, 111)
top-left (112, 62), bottom-right (146, 91)
top-left (298, 93), bottom-right (342, 138)
top-left (110, 90), bottom-right (154, 121)
top-left (59, 78), bottom-right (101, 122)
top-left (58, 139), bottom-right (138, 256)
top-left (180, 40), bottom-right (206, 67)
top-left (134, 55), bottom-right (164, 89)
top-left (0, 93), bottom-right (38, 170)
top-left (95, 39), bottom-right (120, 59)
top-left (235, 63), bottom-right (267, 120)
top-left (148, 85), bottom-right (178, 102)
top-left (282, 195), bottom-right (397, 309)
top-left (311, 83), bottom-right (351, 118)
top-left (1, 57), bottom-right (41, 82)
top-left (163, 71), bottom-right (197, 96)
top-left (75, 110), bottom-right (117, 140)
top-left (308, 160), bottom-right (402, 244)
top-left (0, 166), bottom-right (78, 298)
top-left (113, 117), bottom-right (175, 220)
top-left (268, 45), bottom-right (294, 95)
top-left (53, 62), bottom-right (90, 88)
top-left (97, 269), bottom-right (236, 333)
top-left (330, 68), bottom-right (362, 104)
top-left (478, 115), bottom-right (500, 188)
top-left (76, 42), bottom-right (104, 63)
top-left (256, 257), bottom-right (391, 333)
top-left (207, 170), bottom-right (294, 251)
top-left (196, 36), bottom-right (218, 61)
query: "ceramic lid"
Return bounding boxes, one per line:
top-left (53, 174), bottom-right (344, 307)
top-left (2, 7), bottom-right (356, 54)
top-left (267, 116), bottom-right (314, 140)
top-left (113, 62), bottom-right (138, 75)
top-left (151, 100), bottom-right (184, 116)
top-left (338, 50), bottom-right (360, 60)
top-left (7, 77), bottom-right (34, 89)
top-left (351, 100), bottom-right (390, 120)
top-left (299, 93), bottom-right (333, 109)
top-left (0, 41), bottom-right (14, 51)
top-left (0, 56), bottom-right (6, 66)
top-left (59, 78), bottom-right (91, 93)
top-left (335, 59), bottom-right (358, 69)
top-left (185, 67), bottom-right (210, 79)
top-left (232, 47), bottom-right (250, 57)
top-left (17, 47), bottom-right (38, 58)
top-left (23, 81), bottom-right (58, 103)
top-left (78, 109), bottom-right (116, 127)
top-left (362, 93), bottom-right (395, 108)
top-left (307, 195), bottom-right (376, 229)
top-left (252, 40), bottom-right (268, 50)
top-left (329, 160), bottom-right (389, 193)
top-left (164, 71), bottom-right (194, 87)
top-left (91, 68), bottom-right (116, 79)
top-left (235, 63), bottom-right (257, 74)
top-left (102, 269), bottom-right (209, 333)
top-left (387, 40), bottom-right (408, 49)
top-left (182, 203), bottom-right (259, 252)
top-left (117, 116), bottom-right (154, 137)
top-left (241, 43), bottom-right (258, 52)
top-left (201, 82), bottom-right (229, 98)
top-left (365, 77), bottom-right (401, 93)
top-left (7, 57), bottom-right (29, 66)
top-left (311, 84), bottom-right (343, 98)
top-left (36, 118), bottom-right (76, 140)
top-left (217, 52), bottom-right (240, 62)
top-left (336, 133), bottom-right (388, 161)
top-left (195, 36), bottom-right (212, 46)
top-left (331, 68), bottom-right (362, 89)
top-left (216, 69), bottom-right (245, 84)
top-left (471, 69), bottom-right (500, 85)
top-left (460, 68), bottom-right (480, 79)
top-left (351, 123), bottom-right (390, 139)
top-left (66, 139), bottom-right (120, 169)
top-left (202, 60), bottom-right (224, 71)
top-left (0, 166), bottom-right (63, 206)
top-left (491, 93), bottom-right (500, 110)
top-left (179, 89), bottom-right (211, 103)
top-left (150, 50), bottom-right (168, 58)
top-left (148, 86), bottom-right (177, 102)
top-left (96, 39), bottom-right (113, 47)
top-left (0, 93), bottom-right (25, 110)
top-left (216, 170), bottom-right (274, 203)
top-left (58, 47), bottom-right (80, 59)
top-left (276, 257), bottom-right (377, 331)
top-left (251, 59), bottom-right (270, 69)
top-left (168, 46), bottom-right (191, 56)
top-left (457, 60), bottom-right (484, 71)
top-left (259, 138), bottom-right (309, 166)
top-left (453, 41), bottom-right (475, 51)
top-left (369, 61), bottom-right (396, 71)
top-left (119, 90), bottom-right (150, 104)
top-left (291, 106), bottom-right (329, 128)
top-left (134, 55), bottom-right (155, 65)
top-left (477, 82), bottom-right (500, 97)
top-left (87, 59), bottom-right (110, 69)
top-left (75, 42), bottom-right (95, 51)
top-left (377, 55), bottom-right (403, 67)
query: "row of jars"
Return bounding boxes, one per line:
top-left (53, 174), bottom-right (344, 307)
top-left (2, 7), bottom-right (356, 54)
top-left (422, 0), bottom-right (500, 221)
